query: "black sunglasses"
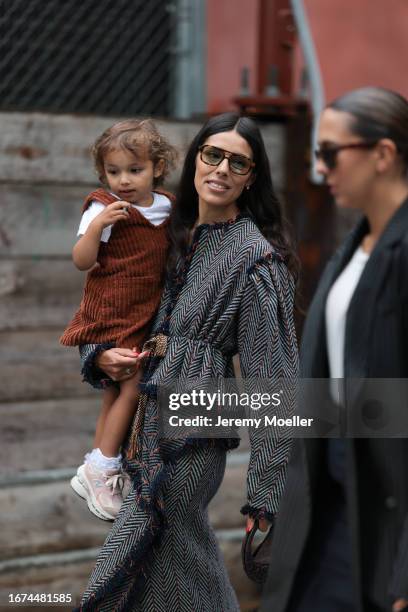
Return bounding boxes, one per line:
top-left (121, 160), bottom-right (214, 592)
top-left (314, 141), bottom-right (378, 170)
top-left (198, 145), bottom-right (255, 175)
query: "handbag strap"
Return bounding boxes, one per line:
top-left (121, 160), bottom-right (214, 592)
top-left (241, 519), bottom-right (274, 584)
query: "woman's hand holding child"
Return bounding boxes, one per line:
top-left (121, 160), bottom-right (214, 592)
top-left (96, 347), bottom-right (150, 381)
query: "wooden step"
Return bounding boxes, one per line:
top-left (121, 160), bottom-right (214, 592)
top-left (0, 397), bottom-right (100, 474)
top-left (0, 259), bottom-right (83, 332)
top-left (0, 330), bottom-right (94, 402)
top-left (0, 395), bottom-right (250, 473)
top-left (0, 184), bottom-right (95, 257)
top-left (0, 112), bottom-right (202, 185)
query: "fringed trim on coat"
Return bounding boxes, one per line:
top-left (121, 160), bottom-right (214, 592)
top-left (186, 437), bottom-right (240, 451)
top-left (81, 342), bottom-right (116, 389)
top-left (246, 250), bottom-right (284, 276)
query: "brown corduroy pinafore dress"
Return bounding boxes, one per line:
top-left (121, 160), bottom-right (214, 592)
top-left (60, 188), bottom-right (172, 351)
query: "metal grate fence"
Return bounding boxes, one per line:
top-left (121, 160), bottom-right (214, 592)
top-left (0, 0), bottom-right (173, 116)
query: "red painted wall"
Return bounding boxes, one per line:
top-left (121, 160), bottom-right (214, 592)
top-left (206, 0), bottom-right (260, 113)
top-left (295, 0), bottom-right (408, 101)
top-left (207, 0), bottom-right (408, 113)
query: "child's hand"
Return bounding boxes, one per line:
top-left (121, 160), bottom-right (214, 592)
top-left (91, 201), bottom-right (130, 230)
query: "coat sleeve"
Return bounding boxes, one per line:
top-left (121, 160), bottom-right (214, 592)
top-left (389, 237), bottom-right (408, 599)
top-left (237, 255), bottom-right (299, 521)
top-left (390, 514), bottom-right (408, 600)
top-left (80, 342), bottom-right (116, 389)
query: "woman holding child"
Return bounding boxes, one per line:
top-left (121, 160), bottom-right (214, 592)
top-left (75, 113), bottom-right (298, 611)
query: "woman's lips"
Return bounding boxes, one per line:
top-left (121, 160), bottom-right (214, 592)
top-left (206, 180), bottom-right (229, 192)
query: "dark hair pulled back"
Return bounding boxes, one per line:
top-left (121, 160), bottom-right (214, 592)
top-left (328, 87), bottom-right (408, 175)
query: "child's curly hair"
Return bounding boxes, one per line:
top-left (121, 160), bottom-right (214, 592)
top-left (92, 119), bottom-right (178, 187)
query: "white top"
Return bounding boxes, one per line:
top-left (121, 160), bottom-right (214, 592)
top-left (325, 246), bottom-right (370, 380)
top-left (77, 192), bottom-right (171, 242)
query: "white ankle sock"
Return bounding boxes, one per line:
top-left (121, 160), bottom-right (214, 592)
top-left (88, 448), bottom-right (122, 471)
top-left (84, 451), bottom-right (93, 464)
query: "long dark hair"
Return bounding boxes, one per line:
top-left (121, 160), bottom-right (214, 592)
top-left (168, 112), bottom-right (298, 277)
top-left (328, 87), bottom-right (408, 175)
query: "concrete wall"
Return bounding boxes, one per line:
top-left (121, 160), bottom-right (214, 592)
top-left (0, 111), bottom-right (286, 609)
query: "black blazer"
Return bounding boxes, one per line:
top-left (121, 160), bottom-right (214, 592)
top-left (261, 198), bottom-right (408, 612)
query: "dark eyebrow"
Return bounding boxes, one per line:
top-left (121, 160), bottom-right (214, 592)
top-left (318, 140), bottom-right (338, 147)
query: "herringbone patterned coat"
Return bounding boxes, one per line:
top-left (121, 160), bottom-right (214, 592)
top-left (78, 215), bottom-right (299, 611)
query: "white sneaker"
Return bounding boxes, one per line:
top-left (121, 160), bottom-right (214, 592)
top-left (71, 463), bottom-right (124, 521)
top-left (70, 469), bottom-right (87, 500)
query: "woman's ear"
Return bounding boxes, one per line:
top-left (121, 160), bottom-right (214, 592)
top-left (245, 173), bottom-right (256, 189)
top-left (376, 139), bottom-right (399, 174)
top-left (154, 158), bottom-right (166, 178)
